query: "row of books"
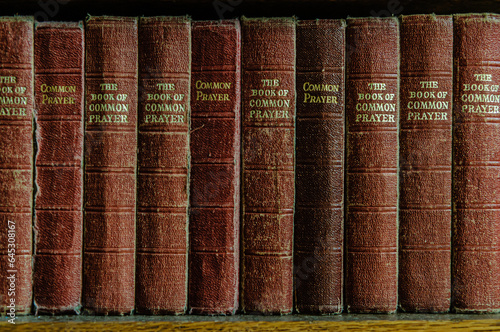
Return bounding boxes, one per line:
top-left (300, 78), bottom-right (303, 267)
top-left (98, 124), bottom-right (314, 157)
top-left (0, 13), bottom-right (499, 317)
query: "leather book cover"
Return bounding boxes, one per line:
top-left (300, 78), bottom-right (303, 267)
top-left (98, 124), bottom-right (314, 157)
top-left (452, 13), bottom-right (500, 313)
top-left (189, 20), bottom-right (240, 315)
top-left (240, 17), bottom-right (295, 314)
top-left (136, 16), bottom-right (190, 315)
top-left (83, 16), bottom-right (137, 315)
top-left (33, 21), bottom-right (84, 314)
top-left (294, 19), bottom-right (345, 314)
top-left (0, 16), bottom-right (34, 316)
top-left (399, 14), bottom-right (452, 313)
top-left (345, 17), bottom-right (399, 313)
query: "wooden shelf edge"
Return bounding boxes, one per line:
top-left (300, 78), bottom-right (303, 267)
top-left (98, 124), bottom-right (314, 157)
top-left (2, 316), bottom-right (500, 331)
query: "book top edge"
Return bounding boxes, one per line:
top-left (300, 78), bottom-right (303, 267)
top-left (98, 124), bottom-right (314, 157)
top-left (400, 13), bottom-right (452, 19)
top-left (192, 19), bottom-right (240, 27)
top-left (347, 16), bottom-right (399, 23)
top-left (454, 12), bottom-right (500, 18)
top-left (400, 14), bottom-right (452, 25)
top-left (453, 13), bottom-right (500, 22)
top-left (296, 18), bottom-right (346, 27)
top-left (85, 15), bottom-right (138, 23)
top-left (240, 16), bottom-right (296, 24)
top-left (35, 21), bottom-right (83, 29)
top-left (0, 16), bottom-right (34, 22)
top-left (139, 15), bottom-right (191, 24)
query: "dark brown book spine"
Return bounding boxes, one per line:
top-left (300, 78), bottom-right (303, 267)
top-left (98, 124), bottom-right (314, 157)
top-left (399, 14), bottom-right (452, 313)
top-left (83, 16), bottom-right (137, 315)
top-left (241, 17), bottom-right (295, 314)
top-left (345, 17), bottom-right (399, 313)
top-left (452, 13), bottom-right (500, 313)
top-left (399, 15), bottom-right (453, 312)
top-left (33, 21), bottom-right (84, 314)
top-left (136, 16), bottom-right (190, 315)
top-left (189, 20), bottom-right (240, 315)
top-left (294, 19), bottom-right (345, 314)
top-left (0, 16), bottom-right (34, 316)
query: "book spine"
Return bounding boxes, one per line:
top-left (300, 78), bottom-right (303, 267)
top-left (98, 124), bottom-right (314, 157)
top-left (135, 16), bottom-right (191, 315)
top-left (241, 17), bottom-right (295, 314)
top-left (0, 16), bottom-right (34, 316)
top-left (189, 20), bottom-right (240, 315)
top-left (452, 13), bottom-right (500, 313)
top-left (33, 21), bottom-right (84, 314)
top-left (294, 19), bottom-right (345, 314)
top-left (345, 17), bottom-right (399, 313)
top-left (83, 16), bottom-right (137, 315)
top-left (399, 14), bottom-right (452, 313)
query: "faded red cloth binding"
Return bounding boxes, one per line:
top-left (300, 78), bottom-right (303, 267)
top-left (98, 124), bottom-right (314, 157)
top-left (345, 17), bottom-right (399, 313)
top-left (294, 19), bottom-right (345, 314)
top-left (452, 13), bottom-right (500, 313)
top-left (136, 16), bottom-right (191, 315)
top-left (241, 17), bottom-right (295, 314)
top-left (189, 20), bottom-right (240, 315)
top-left (0, 16), bottom-right (34, 316)
top-left (83, 16), bottom-right (137, 315)
top-left (34, 21), bottom-right (84, 314)
top-left (399, 14), bottom-right (452, 313)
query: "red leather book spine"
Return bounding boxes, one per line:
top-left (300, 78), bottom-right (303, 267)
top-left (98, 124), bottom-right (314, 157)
top-left (294, 19), bottom-right (345, 314)
top-left (399, 14), bottom-right (452, 313)
top-left (189, 20), bottom-right (240, 315)
top-left (34, 21), bottom-right (84, 314)
top-left (452, 13), bottom-right (500, 313)
top-left (136, 16), bottom-right (190, 315)
top-left (0, 16), bottom-right (33, 316)
top-left (241, 17), bottom-right (295, 314)
top-left (345, 17), bottom-right (399, 313)
top-left (83, 16), bottom-right (137, 315)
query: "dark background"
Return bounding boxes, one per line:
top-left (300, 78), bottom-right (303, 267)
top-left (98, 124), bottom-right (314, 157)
top-left (0, 0), bottom-right (498, 22)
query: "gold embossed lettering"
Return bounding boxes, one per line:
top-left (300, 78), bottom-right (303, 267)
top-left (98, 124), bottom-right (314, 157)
top-left (144, 113), bottom-right (185, 123)
top-left (142, 82), bottom-right (187, 124)
top-left (303, 93), bottom-right (337, 104)
top-left (303, 82), bottom-right (339, 92)
top-left (40, 84), bottom-right (76, 93)
top-left (368, 82), bottom-right (386, 90)
top-left (355, 113), bottom-right (395, 122)
top-left (195, 81), bottom-right (231, 89)
top-left (0, 76), bottom-right (29, 117)
top-left (247, 79), bottom-right (291, 121)
top-left (0, 76), bottom-right (16, 84)
top-left (100, 83), bottom-right (117, 90)
top-left (407, 112), bottom-right (447, 121)
top-left (419, 81), bottom-right (439, 88)
top-left (89, 114), bottom-right (128, 123)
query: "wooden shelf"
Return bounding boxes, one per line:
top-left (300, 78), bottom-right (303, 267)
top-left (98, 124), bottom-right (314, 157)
top-left (3, 314), bottom-right (500, 331)
top-left (1, 0), bottom-right (500, 328)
